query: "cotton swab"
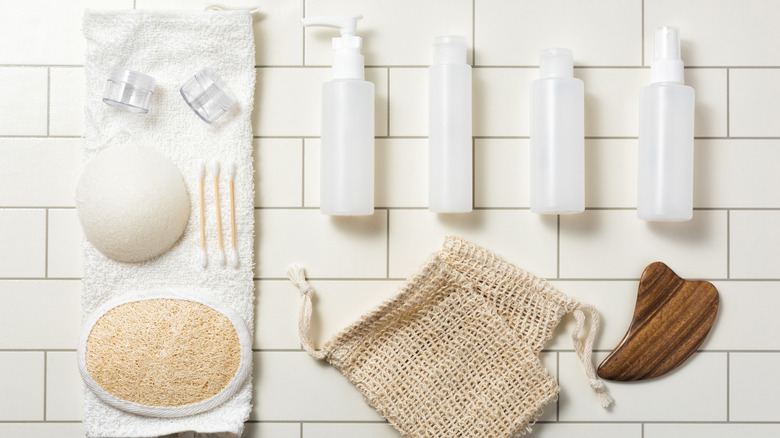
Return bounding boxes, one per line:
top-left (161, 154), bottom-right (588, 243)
top-left (209, 161), bottom-right (226, 266)
top-left (227, 161), bottom-right (239, 268)
top-left (198, 162), bottom-right (208, 268)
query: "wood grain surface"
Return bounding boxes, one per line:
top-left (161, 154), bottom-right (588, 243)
top-left (597, 262), bottom-right (719, 381)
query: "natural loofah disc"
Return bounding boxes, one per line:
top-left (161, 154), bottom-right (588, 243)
top-left (76, 145), bottom-right (190, 263)
top-left (85, 298), bottom-right (241, 408)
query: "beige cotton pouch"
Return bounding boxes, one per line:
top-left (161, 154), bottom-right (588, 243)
top-left (287, 236), bottom-right (613, 438)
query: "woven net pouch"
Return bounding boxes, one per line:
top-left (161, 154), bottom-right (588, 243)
top-left (287, 237), bottom-right (613, 437)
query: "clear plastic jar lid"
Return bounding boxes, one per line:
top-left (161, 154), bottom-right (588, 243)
top-left (180, 68), bottom-right (237, 124)
top-left (102, 67), bottom-right (156, 114)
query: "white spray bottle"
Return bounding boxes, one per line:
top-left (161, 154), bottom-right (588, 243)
top-left (302, 15), bottom-right (375, 216)
top-left (638, 26), bottom-right (695, 221)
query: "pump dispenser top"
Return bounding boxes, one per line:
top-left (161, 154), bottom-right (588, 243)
top-left (301, 15), bottom-right (365, 80)
top-left (650, 26), bottom-right (684, 84)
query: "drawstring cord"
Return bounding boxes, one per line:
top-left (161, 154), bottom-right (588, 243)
top-left (286, 265), bottom-right (326, 360)
top-left (571, 303), bottom-right (614, 408)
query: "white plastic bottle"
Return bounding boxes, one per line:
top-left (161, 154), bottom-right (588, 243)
top-left (638, 26), bottom-right (695, 221)
top-left (530, 48), bottom-right (584, 214)
top-left (301, 15), bottom-right (374, 216)
top-left (429, 36), bottom-right (472, 213)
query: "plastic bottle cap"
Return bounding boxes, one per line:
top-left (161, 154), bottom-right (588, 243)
top-left (539, 48), bottom-right (574, 78)
top-left (650, 26), bottom-right (685, 84)
top-left (433, 36), bottom-right (467, 65)
top-left (301, 15), bottom-right (365, 80)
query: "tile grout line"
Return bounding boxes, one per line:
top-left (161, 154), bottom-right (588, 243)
top-left (556, 215), bottom-right (561, 279)
top-left (641, 423), bottom-right (645, 438)
top-left (726, 352), bottom-right (730, 421)
top-left (43, 351), bottom-right (47, 421)
top-left (301, 139), bottom-right (305, 207)
top-left (641, 0), bottom-right (645, 66)
top-left (386, 209), bottom-right (390, 278)
top-left (45, 209), bottom-right (49, 278)
top-left (555, 351), bottom-right (560, 421)
top-left (386, 68), bottom-right (390, 135)
top-left (46, 67), bottom-right (51, 136)
top-left (300, 422), bottom-right (303, 438)
top-left (726, 69), bottom-right (730, 137)
top-left (472, 0), bottom-right (476, 66)
top-left (727, 210), bottom-right (731, 278)
top-left (301, 0), bottom-right (306, 66)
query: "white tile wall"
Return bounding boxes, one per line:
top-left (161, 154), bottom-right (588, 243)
top-left (2, 0), bottom-right (780, 436)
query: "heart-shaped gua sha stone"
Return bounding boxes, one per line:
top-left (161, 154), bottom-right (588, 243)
top-left (597, 262), bottom-right (719, 381)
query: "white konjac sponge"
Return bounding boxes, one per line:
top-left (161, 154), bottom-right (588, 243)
top-left (76, 145), bottom-right (190, 263)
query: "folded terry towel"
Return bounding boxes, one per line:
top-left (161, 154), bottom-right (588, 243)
top-left (81, 9), bottom-right (256, 438)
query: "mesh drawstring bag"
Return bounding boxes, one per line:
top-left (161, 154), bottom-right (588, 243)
top-left (287, 237), bottom-right (613, 437)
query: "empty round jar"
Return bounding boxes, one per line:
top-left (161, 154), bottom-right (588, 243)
top-left (102, 67), bottom-right (156, 114)
top-left (180, 68), bottom-right (237, 124)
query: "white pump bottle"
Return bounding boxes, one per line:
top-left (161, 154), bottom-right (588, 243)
top-left (638, 26), bottom-right (695, 221)
top-left (302, 15), bottom-right (375, 216)
top-left (530, 48), bottom-right (584, 214)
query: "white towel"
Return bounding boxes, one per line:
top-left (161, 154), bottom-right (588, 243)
top-left (81, 9), bottom-right (256, 438)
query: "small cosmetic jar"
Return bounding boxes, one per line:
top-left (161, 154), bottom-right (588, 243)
top-left (102, 67), bottom-right (156, 114)
top-left (180, 68), bottom-right (237, 124)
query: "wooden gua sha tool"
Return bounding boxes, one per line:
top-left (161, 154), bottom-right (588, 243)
top-left (597, 262), bottom-right (719, 381)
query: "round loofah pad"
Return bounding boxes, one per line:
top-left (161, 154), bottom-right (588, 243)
top-left (78, 291), bottom-right (252, 417)
top-left (76, 145), bottom-right (190, 263)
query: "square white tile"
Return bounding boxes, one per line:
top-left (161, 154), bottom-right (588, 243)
top-left (644, 0), bottom-right (780, 66)
top-left (729, 69), bottom-right (780, 137)
top-left (254, 280), bottom-right (306, 350)
top-left (0, 0), bottom-right (133, 65)
top-left (255, 209), bottom-right (388, 279)
top-left (388, 210), bottom-right (558, 279)
top-left (0, 138), bottom-right (82, 208)
top-left (49, 67), bottom-right (85, 137)
top-left (251, 351), bottom-right (384, 421)
top-left (305, 0), bottom-right (472, 66)
top-left (0, 67), bottom-right (48, 136)
top-left (730, 210), bottom-right (780, 278)
top-left (559, 351), bottom-right (727, 421)
top-left (254, 138), bottom-right (303, 207)
top-left (694, 140), bottom-right (780, 208)
top-left (559, 210), bottom-right (728, 279)
top-left (473, 68), bottom-right (535, 137)
top-left (0, 424), bottom-right (85, 438)
top-left (0, 280), bottom-right (81, 349)
top-left (0, 352), bottom-right (44, 421)
top-left (701, 282), bottom-right (780, 351)
top-left (474, 139), bottom-right (529, 208)
top-left (0, 209), bottom-right (47, 278)
top-left (476, 0), bottom-right (641, 66)
top-left (47, 209), bottom-right (83, 278)
top-left (304, 423), bottom-right (398, 438)
top-left (46, 351), bottom-right (82, 421)
top-left (584, 139), bottom-right (637, 208)
top-left (388, 68), bottom-right (428, 137)
top-left (730, 353), bottom-right (780, 421)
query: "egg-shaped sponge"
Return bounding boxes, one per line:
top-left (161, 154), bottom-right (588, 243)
top-left (76, 145), bottom-right (190, 263)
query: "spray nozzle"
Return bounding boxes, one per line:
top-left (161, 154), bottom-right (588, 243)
top-left (301, 15), bottom-right (366, 80)
top-left (650, 26), bottom-right (685, 84)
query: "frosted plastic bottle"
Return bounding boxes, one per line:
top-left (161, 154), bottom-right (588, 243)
top-left (301, 15), bottom-right (375, 216)
top-left (638, 26), bottom-right (695, 221)
top-left (429, 36), bottom-right (472, 213)
top-left (530, 48), bottom-right (584, 214)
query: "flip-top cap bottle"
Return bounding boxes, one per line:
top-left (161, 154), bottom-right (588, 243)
top-left (530, 48), bottom-right (584, 214)
top-left (302, 15), bottom-right (375, 216)
top-left (429, 36), bottom-right (472, 213)
top-left (638, 26), bottom-right (695, 221)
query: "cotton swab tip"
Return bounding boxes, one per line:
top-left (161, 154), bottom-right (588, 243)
top-left (199, 162), bottom-right (206, 179)
top-left (199, 247), bottom-right (208, 269)
top-left (209, 160), bottom-right (220, 177)
top-left (227, 161), bottom-right (236, 181)
top-left (229, 246), bottom-right (239, 268)
top-left (216, 250), bottom-right (226, 266)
